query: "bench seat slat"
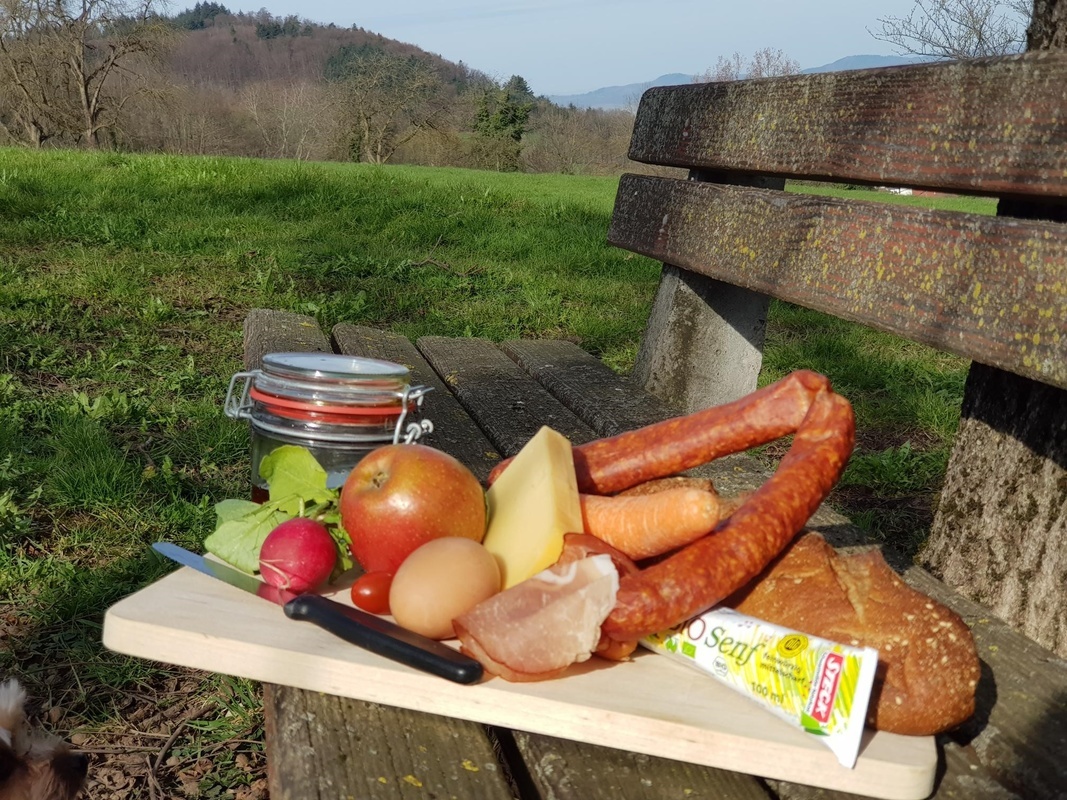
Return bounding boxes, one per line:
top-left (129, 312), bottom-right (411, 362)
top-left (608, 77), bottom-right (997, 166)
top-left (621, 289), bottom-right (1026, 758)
top-left (510, 730), bottom-right (774, 800)
top-left (629, 51), bottom-right (1067, 198)
top-left (344, 330), bottom-right (781, 799)
top-left (501, 338), bottom-right (675, 436)
top-left (244, 308), bottom-right (331, 368)
top-left (609, 174), bottom-right (1067, 390)
top-left (244, 312), bottom-right (518, 800)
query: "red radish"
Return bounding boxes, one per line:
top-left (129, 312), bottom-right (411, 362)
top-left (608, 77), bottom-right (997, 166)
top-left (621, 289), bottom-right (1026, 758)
top-left (259, 518), bottom-right (337, 592)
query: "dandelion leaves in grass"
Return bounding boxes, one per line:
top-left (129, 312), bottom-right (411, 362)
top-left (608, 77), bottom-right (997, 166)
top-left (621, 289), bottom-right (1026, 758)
top-left (204, 446), bottom-right (350, 576)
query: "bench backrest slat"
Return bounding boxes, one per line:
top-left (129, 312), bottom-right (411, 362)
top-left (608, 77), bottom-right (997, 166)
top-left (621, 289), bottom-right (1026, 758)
top-left (608, 173), bottom-right (1067, 390)
top-left (628, 52), bottom-right (1067, 199)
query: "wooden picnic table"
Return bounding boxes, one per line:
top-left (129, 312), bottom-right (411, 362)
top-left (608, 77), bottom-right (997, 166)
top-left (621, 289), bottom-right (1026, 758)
top-left (237, 309), bottom-right (1067, 800)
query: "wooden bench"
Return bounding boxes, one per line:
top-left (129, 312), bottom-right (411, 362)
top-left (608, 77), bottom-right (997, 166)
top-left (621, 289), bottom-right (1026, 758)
top-left (242, 50), bottom-right (1067, 800)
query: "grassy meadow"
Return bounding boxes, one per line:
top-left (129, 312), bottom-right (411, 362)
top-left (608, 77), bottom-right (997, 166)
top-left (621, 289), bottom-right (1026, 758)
top-left (0, 147), bottom-right (991, 797)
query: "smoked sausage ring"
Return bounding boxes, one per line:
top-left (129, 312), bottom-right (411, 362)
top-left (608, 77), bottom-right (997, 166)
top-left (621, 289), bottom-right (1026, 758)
top-left (489, 370), bottom-right (835, 495)
top-left (600, 374), bottom-right (855, 641)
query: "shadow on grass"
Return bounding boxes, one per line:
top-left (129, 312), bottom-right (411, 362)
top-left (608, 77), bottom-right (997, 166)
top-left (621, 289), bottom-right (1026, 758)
top-left (4, 547), bottom-right (187, 714)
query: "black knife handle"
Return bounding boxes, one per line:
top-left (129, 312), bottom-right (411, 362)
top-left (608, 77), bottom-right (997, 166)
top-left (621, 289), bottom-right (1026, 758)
top-left (283, 594), bottom-right (483, 685)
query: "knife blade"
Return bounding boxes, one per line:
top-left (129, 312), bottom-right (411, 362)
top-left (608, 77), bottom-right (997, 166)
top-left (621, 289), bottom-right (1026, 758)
top-left (151, 542), bottom-right (483, 685)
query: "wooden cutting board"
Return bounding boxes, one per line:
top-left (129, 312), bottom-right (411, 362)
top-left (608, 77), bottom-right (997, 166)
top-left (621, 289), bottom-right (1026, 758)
top-left (103, 566), bottom-right (937, 800)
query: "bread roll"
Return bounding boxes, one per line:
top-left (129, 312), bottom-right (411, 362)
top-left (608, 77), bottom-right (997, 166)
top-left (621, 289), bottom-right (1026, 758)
top-left (728, 533), bottom-right (980, 735)
top-left (617, 476), bottom-right (717, 496)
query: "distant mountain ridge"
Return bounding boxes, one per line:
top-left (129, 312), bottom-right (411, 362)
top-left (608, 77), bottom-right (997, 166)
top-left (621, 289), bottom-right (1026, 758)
top-left (546, 54), bottom-right (923, 110)
top-left (799, 53), bottom-right (927, 73)
top-left (546, 72), bottom-right (693, 112)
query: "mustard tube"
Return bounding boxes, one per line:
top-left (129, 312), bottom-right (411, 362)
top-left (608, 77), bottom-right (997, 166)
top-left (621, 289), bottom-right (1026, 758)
top-left (643, 607), bottom-right (878, 768)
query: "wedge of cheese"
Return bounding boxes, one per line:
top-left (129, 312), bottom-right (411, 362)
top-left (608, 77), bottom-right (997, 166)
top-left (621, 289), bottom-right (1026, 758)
top-left (483, 426), bottom-right (583, 589)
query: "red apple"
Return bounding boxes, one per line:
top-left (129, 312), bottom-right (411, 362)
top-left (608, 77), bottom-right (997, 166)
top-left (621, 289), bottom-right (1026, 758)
top-left (340, 444), bottom-right (487, 574)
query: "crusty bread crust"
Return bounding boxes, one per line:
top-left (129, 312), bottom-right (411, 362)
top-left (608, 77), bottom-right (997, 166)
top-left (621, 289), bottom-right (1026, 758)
top-left (617, 476), bottom-right (717, 496)
top-left (728, 533), bottom-right (980, 735)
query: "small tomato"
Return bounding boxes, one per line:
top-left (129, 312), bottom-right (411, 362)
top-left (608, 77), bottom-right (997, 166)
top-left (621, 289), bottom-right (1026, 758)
top-left (350, 571), bottom-right (394, 615)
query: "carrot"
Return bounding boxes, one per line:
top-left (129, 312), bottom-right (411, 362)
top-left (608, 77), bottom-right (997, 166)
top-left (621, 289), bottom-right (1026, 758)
top-left (578, 487), bottom-right (721, 561)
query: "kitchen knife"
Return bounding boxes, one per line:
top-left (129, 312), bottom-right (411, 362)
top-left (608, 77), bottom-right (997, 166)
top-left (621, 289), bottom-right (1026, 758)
top-left (151, 542), bottom-right (483, 684)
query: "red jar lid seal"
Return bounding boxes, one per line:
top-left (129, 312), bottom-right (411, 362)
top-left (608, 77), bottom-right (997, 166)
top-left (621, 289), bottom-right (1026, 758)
top-left (248, 386), bottom-right (407, 419)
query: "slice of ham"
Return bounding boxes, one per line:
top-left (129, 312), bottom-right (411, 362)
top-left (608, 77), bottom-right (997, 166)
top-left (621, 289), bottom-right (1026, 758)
top-left (453, 554), bottom-right (619, 682)
top-left (559, 534), bottom-right (642, 661)
top-left (558, 532), bottom-right (639, 576)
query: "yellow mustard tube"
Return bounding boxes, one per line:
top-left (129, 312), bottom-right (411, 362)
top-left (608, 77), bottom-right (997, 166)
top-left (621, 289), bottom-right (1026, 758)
top-left (643, 606), bottom-right (878, 768)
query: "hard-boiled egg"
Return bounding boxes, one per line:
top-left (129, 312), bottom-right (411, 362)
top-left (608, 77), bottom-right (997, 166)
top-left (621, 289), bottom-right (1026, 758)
top-left (389, 537), bottom-right (501, 640)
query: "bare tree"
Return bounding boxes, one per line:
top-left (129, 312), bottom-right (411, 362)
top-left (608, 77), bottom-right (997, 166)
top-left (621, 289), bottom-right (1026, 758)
top-left (1027, 0), bottom-right (1067, 48)
top-left (0, 0), bottom-right (68, 145)
top-left (695, 47), bottom-right (800, 83)
top-left (870, 0), bottom-right (1033, 59)
top-left (0, 0), bottom-right (172, 148)
top-left (523, 106), bottom-right (633, 175)
top-left (328, 49), bottom-right (449, 164)
top-left (243, 79), bottom-right (331, 160)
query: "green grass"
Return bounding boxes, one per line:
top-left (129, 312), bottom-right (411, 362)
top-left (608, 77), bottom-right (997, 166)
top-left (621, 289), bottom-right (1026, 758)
top-left (0, 148), bottom-right (988, 794)
top-left (787, 181), bottom-right (999, 214)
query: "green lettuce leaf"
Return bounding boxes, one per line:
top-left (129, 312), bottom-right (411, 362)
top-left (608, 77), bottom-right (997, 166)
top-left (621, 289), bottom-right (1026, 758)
top-left (259, 445), bottom-right (336, 513)
top-left (204, 502), bottom-right (291, 574)
top-left (204, 446), bottom-right (350, 580)
top-left (214, 498), bottom-right (261, 524)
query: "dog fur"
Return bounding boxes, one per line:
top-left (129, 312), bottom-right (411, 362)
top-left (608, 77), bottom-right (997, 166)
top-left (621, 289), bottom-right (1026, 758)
top-left (0, 680), bottom-right (87, 800)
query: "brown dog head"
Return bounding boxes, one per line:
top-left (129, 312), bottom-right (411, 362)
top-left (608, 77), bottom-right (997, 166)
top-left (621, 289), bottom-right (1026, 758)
top-left (1, 740), bottom-right (88, 800)
top-left (0, 679), bottom-right (87, 800)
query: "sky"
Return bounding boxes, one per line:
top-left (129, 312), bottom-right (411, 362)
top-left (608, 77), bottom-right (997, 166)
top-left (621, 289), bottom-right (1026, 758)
top-left (233, 0), bottom-right (922, 97)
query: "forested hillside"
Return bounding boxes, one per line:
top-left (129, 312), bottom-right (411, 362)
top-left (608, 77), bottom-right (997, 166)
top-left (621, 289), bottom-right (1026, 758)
top-left (0, 2), bottom-right (636, 174)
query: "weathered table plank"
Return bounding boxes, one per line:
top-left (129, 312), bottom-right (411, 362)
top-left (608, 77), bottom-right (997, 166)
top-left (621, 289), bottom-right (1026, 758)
top-left (244, 308), bottom-right (331, 369)
top-left (247, 313), bottom-right (514, 800)
top-left (510, 731), bottom-right (773, 800)
top-left (263, 687), bottom-right (515, 800)
top-left (416, 336), bottom-right (596, 455)
top-left (501, 338), bottom-right (675, 436)
top-left (332, 323), bottom-right (502, 483)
